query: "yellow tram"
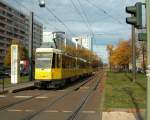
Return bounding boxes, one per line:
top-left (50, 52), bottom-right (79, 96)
top-left (34, 47), bottom-right (92, 88)
top-left (34, 31), bottom-right (100, 88)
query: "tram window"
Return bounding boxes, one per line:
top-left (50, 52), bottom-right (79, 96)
top-left (66, 56), bottom-right (69, 68)
top-left (57, 54), bottom-right (59, 68)
top-left (62, 55), bottom-right (66, 68)
top-left (52, 53), bottom-right (55, 68)
top-left (72, 58), bottom-right (75, 68)
top-left (70, 58), bottom-right (73, 68)
top-left (68, 57), bottom-right (71, 68)
top-left (73, 58), bottom-right (76, 68)
top-left (56, 54), bottom-right (61, 68)
top-left (55, 53), bottom-right (57, 68)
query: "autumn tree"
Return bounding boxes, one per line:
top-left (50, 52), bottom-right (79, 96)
top-left (110, 40), bottom-right (132, 71)
top-left (3, 39), bottom-right (28, 67)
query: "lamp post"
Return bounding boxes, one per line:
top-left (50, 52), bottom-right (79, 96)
top-left (29, 12), bottom-right (34, 81)
top-left (39, 0), bottom-right (45, 7)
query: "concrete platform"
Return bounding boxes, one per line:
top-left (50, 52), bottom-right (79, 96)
top-left (0, 82), bottom-right (34, 94)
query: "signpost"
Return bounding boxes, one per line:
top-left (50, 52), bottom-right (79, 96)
top-left (138, 33), bottom-right (147, 41)
top-left (11, 45), bottom-right (19, 84)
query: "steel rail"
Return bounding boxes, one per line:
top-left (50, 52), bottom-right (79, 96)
top-left (0, 90), bottom-right (50, 111)
top-left (66, 77), bottom-right (100, 120)
top-left (0, 76), bottom-right (93, 112)
top-left (21, 76), bottom-right (94, 120)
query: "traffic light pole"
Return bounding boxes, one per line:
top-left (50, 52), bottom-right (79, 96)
top-left (146, 0), bottom-right (150, 119)
top-left (132, 25), bottom-right (136, 82)
top-left (29, 12), bottom-right (34, 81)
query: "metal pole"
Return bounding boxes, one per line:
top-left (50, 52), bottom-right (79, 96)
top-left (29, 12), bottom-right (34, 81)
top-left (142, 43), bottom-right (146, 73)
top-left (2, 77), bottom-right (4, 92)
top-left (132, 24), bottom-right (136, 82)
top-left (146, 0), bottom-right (150, 119)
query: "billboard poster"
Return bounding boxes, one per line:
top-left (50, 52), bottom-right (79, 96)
top-left (11, 45), bottom-right (19, 84)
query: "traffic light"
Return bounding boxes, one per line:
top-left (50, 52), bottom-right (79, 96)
top-left (126, 2), bottom-right (142, 28)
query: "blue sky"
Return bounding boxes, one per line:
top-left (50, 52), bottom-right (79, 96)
top-left (4, 0), bottom-right (143, 63)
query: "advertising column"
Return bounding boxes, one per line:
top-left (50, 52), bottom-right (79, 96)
top-left (11, 45), bottom-right (19, 84)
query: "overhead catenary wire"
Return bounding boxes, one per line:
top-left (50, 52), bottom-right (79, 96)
top-left (70, 0), bottom-right (91, 35)
top-left (12, 0), bottom-right (130, 38)
top-left (13, 0), bottom-right (60, 31)
top-left (45, 6), bottom-right (75, 36)
top-left (85, 0), bottom-right (125, 25)
top-left (76, 0), bottom-right (96, 40)
top-left (71, 0), bottom-right (130, 39)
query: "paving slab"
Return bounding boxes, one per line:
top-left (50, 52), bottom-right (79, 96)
top-left (102, 112), bottom-right (137, 120)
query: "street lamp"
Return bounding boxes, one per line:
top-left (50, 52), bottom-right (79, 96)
top-left (39, 0), bottom-right (45, 7)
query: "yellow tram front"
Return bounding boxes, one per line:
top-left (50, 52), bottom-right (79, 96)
top-left (34, 48), bottom-right (63, 88)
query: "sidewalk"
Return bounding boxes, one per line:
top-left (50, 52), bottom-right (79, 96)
top-left (102, 108), bottom-right (146, 120)
top-left (102, 112), bottom-right (137, 120)
top-left (0, 81), bottom-right (34, 94)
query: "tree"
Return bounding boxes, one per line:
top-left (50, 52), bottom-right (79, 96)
top-left (110, 40), bottom-right (132, 71)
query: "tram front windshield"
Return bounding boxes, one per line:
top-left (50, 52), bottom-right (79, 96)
top-left (35, 52), bottom-right (53, 69)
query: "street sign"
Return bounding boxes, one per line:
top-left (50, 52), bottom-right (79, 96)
top-left (11, 45), bottom-right (19, 84)
top-left (138, 33), bottom-right (147, 41)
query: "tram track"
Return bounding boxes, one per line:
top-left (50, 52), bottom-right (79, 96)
top-left (21, 76), bottom-right (94, 120)
top-left (0, 71), bottom-right (102, 120)
top-left (21, 72), bottom-right (101, 120)
top-left (0, 90), bottom-right (50, 111)
top-left (66, 78), bottom-right (100, 120)
top-left (0, 74), bottom-right (94, 113)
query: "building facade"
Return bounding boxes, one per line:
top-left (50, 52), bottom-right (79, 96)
top-left (0, 1), bottom-right (43, 64)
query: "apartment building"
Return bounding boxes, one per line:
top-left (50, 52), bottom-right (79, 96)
top-left (0, 1), bottom-right (43, 64)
